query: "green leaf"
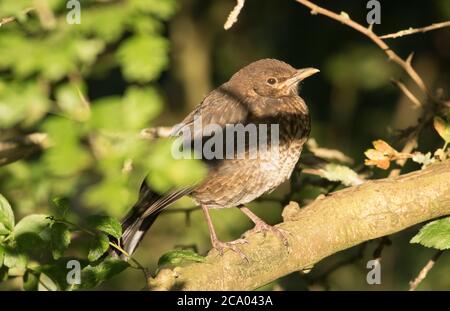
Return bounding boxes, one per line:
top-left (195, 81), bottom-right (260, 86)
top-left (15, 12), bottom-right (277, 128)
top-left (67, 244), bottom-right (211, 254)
top-left (78, 6), bottom-right (128, 42)
top-left (13, 214), bottom-right (52, 249)
top-left (23, 270), bottom-right (39, 291)
top-left (130, 0), bottom-right (178, 19)
top-left (0, 244), bottom-right (4, 268)
top-left (43, 144), bottom-right (92, 177)
top-left (411, 217), bottom-right (450, 250)
top-left (117, 35), bottom-right (169, 83)
top-left (0, 81), bottom-right (50, 127)
top-left (83, 179), bottom-right (131, 217)
top-left (36, 258), bottom-right (87, 291)
top-left (0, 266), bottom-right (8, 282)
top-left (158, 249), bottom-right (205, 268)
top-left (13, 214), bottom-right (52, 250)
top-left (50, 223), bottom-right (71, 260)
top-left (88, 97), bottom-right (122, 131)
top-left (146, 139), bottom-right (207, 193)
top-left (41, 117), bottom-right (91, 176)
top-left (88, 233), bottom-right (110, 262)
top-left (0, 0), bottom-right (33, 17)
top-left (41, 116), bottom-right (80, 144)
top-left (51, 197), bottom-right (70, 218)
top-left (131, 15), bottom-right (163, 35)
top-left (77, 258), bottom-right (129, 289)
top-left (89, 87), bottom-right (163, 134)
top-left (0, 194), bottom-right (15, 235)
top-left (42, 117), bottom-right (91, 177)
top-left (55, 84), bottom-right (90, 121)
top-left (74, 39), bottom-right (105, 65)
top-left (86, 215), bottom-right (122, 239)
top-left (4, 247), bottom-right (27, 276)
top-left (122, 87), bottom-right (163, 130)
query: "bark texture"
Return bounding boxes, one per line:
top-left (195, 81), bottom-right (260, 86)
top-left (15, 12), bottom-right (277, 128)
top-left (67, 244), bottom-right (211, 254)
top-left (149, 160), bottom-right (450, 290)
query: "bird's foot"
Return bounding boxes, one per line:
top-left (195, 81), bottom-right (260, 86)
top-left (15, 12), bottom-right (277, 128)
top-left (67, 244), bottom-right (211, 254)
top-left (211, 238), bottom-right (249, 262)
top-left (248, 221), bottom-right (290, 247)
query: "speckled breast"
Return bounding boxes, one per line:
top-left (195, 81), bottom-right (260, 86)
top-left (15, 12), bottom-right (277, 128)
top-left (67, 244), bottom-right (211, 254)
top-left (191, 113), bottom-right (310, 209)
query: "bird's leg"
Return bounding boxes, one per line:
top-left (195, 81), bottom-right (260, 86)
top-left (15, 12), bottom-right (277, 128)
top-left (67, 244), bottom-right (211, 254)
top-left (201, 205), bottom-right (248, 261)
top-left (239, 205), bottom-right (290, 247)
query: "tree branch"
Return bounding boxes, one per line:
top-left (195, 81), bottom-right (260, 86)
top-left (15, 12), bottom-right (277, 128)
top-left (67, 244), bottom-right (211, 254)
top-left (294, 0), bottom-right (430, 97)
top-left (224, 0), bottom-right (246, 30)
top-left (409, 250), bottom-right (444, 291)
top-left (0, 133), bottom-right (49, 166)
top-left (293, 0), bottom-right (446, 179)
top-left (391, 79), bottom-right (422, 108)
top-left (0, 7), bottom-right (34, 27)
top-left (149, 160), bottom-right (450, 290)
top-left (380, 21), bottom-right (450, 39)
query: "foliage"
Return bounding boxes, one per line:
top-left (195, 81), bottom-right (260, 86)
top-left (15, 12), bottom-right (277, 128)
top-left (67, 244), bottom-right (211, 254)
top-left (0, 192), bottom-right (130, 290)
top-left (0, 0), bottom-right (208, 290)
top-left (411, 217), bottom-right (450, 250)
top-left (157, 249), bottom-right (205, 268)
top-left (0, 0), bottom-right (207, 220)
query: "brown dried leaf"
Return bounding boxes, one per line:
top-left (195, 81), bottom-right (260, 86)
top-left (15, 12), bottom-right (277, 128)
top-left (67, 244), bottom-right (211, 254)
top-left (372, 140), bottom-right (398, 157)
top-left (365, 149), bottom-right (385, 160)
top-left (364, 149), bottom-right (391, 170)
top-left (365, 158), bottom-right (390, 170)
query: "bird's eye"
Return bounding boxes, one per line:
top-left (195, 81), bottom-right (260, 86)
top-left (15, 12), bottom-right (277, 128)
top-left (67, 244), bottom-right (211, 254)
top-left (266, 77), bottom-right (277, 85)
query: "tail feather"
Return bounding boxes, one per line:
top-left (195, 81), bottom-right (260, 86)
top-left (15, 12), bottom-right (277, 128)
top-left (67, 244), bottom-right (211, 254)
top-left (112, 181), bottom-right (193, 259)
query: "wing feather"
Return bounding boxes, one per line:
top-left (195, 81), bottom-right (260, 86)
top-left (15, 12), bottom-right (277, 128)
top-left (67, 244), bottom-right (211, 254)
top-left (173, 84), bottom-right (250, 140)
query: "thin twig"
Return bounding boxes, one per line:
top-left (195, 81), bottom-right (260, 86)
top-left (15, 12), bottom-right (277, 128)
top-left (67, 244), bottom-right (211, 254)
top-left (293, 0), bottom-right (441, 178)
top-left (409, 250), bottom-right (444, 291)
top-left (372, 236), bottom-right (391, 260)
top-left (224, 0), bottom-right (245, 30)
top-left (388, 139), bottom-right (418, 177)
top-left (294, 0), bottom-right (430, 96)
top-left (381, 21), bottom-right (450, 39)
top-left (0, 7), bottom-right (34, 27)
top-left (109, 240), bottom-right (149, 288)
top-left (388, 108), bottom-right (434, 177)
top-left (52, 217), bottom-right (149, 286)
top-left (140, 127), bottom-right (174, 140)
top-left (51, 217), bottom-right (96, 236)
top-left (0, 133), bottom-right (49, 166)
top-left (391, 79), bottom-right (422, 108)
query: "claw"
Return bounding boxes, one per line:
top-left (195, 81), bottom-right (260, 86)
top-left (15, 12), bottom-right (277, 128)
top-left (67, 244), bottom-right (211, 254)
top-left (239, 206), bottom-right (291, 250)
top-left (249, 222), bottom-right (290, 248)
top-left (211, 238), bottom-right (249, 262)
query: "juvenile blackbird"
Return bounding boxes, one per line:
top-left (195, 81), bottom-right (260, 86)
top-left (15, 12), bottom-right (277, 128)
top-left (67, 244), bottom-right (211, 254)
top-left (116, 59), bottom-right (319, 259)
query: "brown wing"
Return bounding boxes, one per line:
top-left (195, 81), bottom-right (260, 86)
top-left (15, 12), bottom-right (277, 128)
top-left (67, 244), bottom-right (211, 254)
top-left (173, 83), bottom-right (250, 140)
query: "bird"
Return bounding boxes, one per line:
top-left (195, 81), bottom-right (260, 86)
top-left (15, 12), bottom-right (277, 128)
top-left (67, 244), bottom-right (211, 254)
top-left (114, 58), bottom-right (319, 260)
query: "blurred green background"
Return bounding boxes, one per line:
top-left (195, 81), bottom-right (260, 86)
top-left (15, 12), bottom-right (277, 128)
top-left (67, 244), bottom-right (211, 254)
top-left (0, 0), bottom-right (449, 290)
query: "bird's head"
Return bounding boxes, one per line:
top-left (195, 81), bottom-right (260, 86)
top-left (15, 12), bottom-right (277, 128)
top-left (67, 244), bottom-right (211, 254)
top-left (229, 58), bottom-right (319, 98)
